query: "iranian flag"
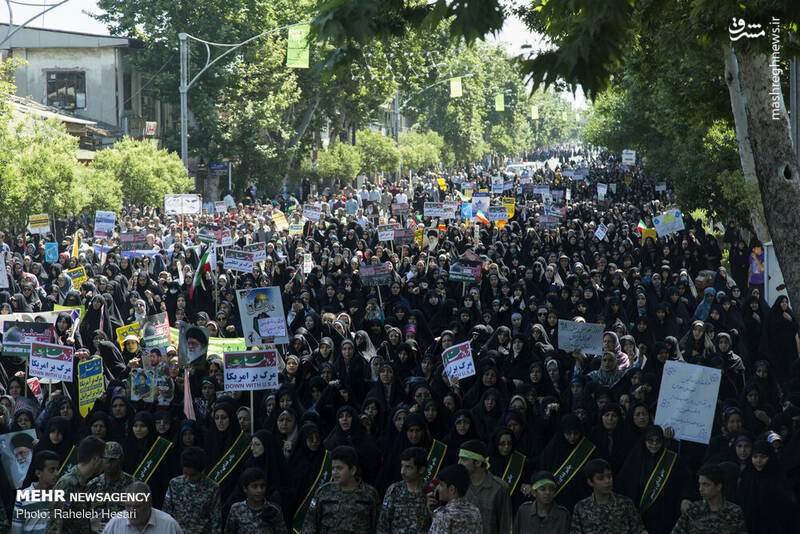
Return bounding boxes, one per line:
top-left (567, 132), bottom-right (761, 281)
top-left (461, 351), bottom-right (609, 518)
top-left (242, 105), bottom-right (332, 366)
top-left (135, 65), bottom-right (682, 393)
top-left (190, 246), bottom-right (212, 299)
top-left (475, 210), bottom-right (490, 225)
top-left (637, 219), bottom-right (646, 232)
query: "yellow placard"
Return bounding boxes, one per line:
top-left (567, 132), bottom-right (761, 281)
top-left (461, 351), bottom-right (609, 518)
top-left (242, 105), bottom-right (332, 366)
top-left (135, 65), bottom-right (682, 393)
top-left (641, 228), bottom-right (657, 245)
top-left (66, 266), bottom-right (87, 290)
top-left (289, 223), bottom-right (303, 236)
top-left (272, 211), bottom-right (289, 231)
top-left (116, 322), bottom-right (142, 348)
top-left (438, 178), bottom-right (447, 191)
top-left (414, 228), bottom-right (423, 246)
top-left (78, 357), bottom-right (104, 418)
top-left (29, 213), bottom-right (50, 232)
top-left (502, 197), bottom-right (515, 218)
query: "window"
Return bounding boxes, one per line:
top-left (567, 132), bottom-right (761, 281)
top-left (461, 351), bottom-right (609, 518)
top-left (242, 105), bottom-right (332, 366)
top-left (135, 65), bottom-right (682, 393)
top-left (123, 71), bottom-right (132, 111)
top-left (46, 71), bottom-right (86, 109)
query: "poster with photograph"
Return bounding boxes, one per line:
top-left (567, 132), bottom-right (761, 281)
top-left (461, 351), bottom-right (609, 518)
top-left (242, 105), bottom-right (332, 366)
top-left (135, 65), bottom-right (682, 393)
top-left (0, 429), bottom-right (37, 488)
top-left (236, 287), bottom-right (288, 346)
top-left (130, 369), bottom-right (156, 402)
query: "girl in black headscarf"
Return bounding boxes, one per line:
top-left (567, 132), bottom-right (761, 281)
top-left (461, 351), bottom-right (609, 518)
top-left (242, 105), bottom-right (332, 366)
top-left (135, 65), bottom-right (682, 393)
top-left (80, 295), bottom-right (115, 342)
top-left (736, 440), bottom-right (797, 534)
top-left (617, 425), bottom-right (692, 534)
top-left (34, 415), bottom-right (74, 463)
top-left (323, 405), bottom-right (380, 485)
top-left (537, 414), bottom-right (595, 510)
top-left (206, 402), bottom-right (245, 503)
top-left (765, 295), bottom-right (800, 380)
top-left (287, 423), bottom-right (326, 526)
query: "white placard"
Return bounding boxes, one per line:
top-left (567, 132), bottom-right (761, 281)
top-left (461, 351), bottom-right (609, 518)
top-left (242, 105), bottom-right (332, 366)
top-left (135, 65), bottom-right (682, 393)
top-left (622, 149), bottom-right (636, 165)
top-left (304, 206), bottom-right (321, 222)
top-left (594, 223), bottom-right (609, 241)
top-left (654, 361), bottom-right (721, 444)
top-left (164, 194), bottom-right (201, 215)
top-left (653, 209), bottom-right (685, 237)
top-left (441, 341), bottom-right (475, 382)
top-left (93, 211), bottom-right (116, 239)
top-left (243, 242), bottom-right (267, 262)
top-left (223, 349), bottom-right (279, 391)
top-left (29, 342), bottom-right (74, 382)
top-left (258, 316), bottom-right (287, 338)
top-left (223, 249), bottom-right (254, 273)
top-left (557, 320), bottom-right (604, 354)
top-left (0, 254), bottom-right (8, 289)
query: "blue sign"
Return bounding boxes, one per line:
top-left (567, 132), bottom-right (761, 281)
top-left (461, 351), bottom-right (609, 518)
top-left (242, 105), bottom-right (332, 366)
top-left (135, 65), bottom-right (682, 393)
top-left (209, 161), bottom-right (230, 171)
top-left (44, 242), bottom-right (58, 263)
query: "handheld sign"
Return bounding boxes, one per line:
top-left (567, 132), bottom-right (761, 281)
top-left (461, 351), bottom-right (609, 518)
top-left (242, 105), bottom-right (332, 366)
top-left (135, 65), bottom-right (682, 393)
top-left (78, 357), bottom-right (104, 417)
top-left (653, 210), bottom-right (685, 237)
top-left (30, 342), bottom-right (74, 382)
top-left (223, 348), bottom-right (279, 391)
top-left (557, 320), bottom-right (604, 355)
top-left (441, 341), bottom-right (475, 382)
top-left (654, 361), bottom-right (721, 444)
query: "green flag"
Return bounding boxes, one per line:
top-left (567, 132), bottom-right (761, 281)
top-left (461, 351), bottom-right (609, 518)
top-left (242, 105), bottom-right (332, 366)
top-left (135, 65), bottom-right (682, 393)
top-left (286, 24), bottom-right (310, 68)
top-left (450, 77), bottom-right (462, 98)
top-left (495, 94), bottom-right (504, 111)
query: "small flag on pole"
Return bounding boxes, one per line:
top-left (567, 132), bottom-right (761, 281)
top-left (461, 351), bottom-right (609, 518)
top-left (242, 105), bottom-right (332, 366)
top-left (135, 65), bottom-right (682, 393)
top-left (475, 211), bottom-right (490, 225)
top-left (637, 219), bottom-right (646, 232)
top-left (286, 24), bottom-right (310, 68)
top-left (450, 77), bottom-right (462, 98)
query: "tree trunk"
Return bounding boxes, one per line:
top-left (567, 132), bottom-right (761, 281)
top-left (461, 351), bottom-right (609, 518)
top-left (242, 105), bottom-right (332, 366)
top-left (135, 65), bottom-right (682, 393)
top-left (722, 43), bottom-right (771, 241)
top-left (724, 44), bottom-right (800, 305)
top-left (282, 89), bottom-right (322, 185)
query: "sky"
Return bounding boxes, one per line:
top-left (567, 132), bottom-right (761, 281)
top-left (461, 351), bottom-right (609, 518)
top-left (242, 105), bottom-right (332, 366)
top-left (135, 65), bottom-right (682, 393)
top-left (0, 0), bottom-right (584, 107)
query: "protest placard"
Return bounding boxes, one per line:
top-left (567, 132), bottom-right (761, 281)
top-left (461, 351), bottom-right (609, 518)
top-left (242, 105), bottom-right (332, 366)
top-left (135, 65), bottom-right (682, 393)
top-left (448, 263), bottom-right (482, 283)
top-left (377, 224), bottom-right (398, 241)
top-left (272, 211), bottom-right (289, 230)
top-left (2, 321), bottom-right (56, 358)
top-left (30, 342), bottom-right (73, 382)
top-left (28, 214), bottom-right (50, 235)
top-left (120, 232), bottom-right (149, 251)
top-left (622, 149), bottom-right (636, 165)
top-left (78, 357), bottom-right (104, 417)
top-left (557, 320), bottom-right (604, 354)
top-left (441, 341), bottom-right (476, 382)
top-left (236, 287), bottom-right (288, 346)
top-left (164, 194), bottom-right (201, 215)
top-left (215, 201), bottom-right (227, 213)
top-left (654, 361), bottom-right (721, 444)
top-left (224, 249), bottom-right (255, 273)
top-left (26, 377), bottom-right (43, 403)
top-left (0, 254), bottom-right (7, 289)
top-left (653, 209), bottom-right (685, 237)
top-left (303, 205), bottom-right (321, 222)
top-left (44, 242), bottom-right (58, 263)
top-left (359, 263), bottom-right (393, 286)
top-left (302, 253), bottom-right (313, 274)
top-left (655, 182), bottom-right (667, 192)
top-left (243, 242), bottom-right (267, 262)
top-left (139, 312), bottom-right (171, 358)
top-left (597, 183), bottom-right (608, 199)
top-left (594, 223), bottom-right (609, 241)
top-left (393, 229), bottom-right (416, 245)
top-left (223, 349), bottom-right (279, 391)
top-left (66, 266), bottom-right (88, 290)
top-left (491, 176), bottom-right (504, 194)
top-left (288, 223), bottom-right (303, 236)
top-left (258, 316), bottom-right (287, 339)
top-left (93, 211), bottom-right (116, 239)
top-left (130, 369), bottom-right (155, 402)
top-left (424, 202), bottom-right (444, 217)
top-left (488, 206), bottom-right (508, 222)
top-left (502, 197), bottom-right (515, 218)
top-left (391, 203), bottom-right (410, 215)
top-left (116, 322), bottom-right (142, 348)
top-left (533, 185), bottom-right (550, 195)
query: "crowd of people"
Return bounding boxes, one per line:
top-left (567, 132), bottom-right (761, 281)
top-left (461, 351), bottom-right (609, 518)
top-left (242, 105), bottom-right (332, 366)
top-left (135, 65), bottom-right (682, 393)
top-left (0, 147), bottom-right (798, 534)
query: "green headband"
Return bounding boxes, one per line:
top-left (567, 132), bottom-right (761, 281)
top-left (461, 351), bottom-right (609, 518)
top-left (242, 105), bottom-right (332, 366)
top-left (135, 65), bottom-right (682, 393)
top-left (459, 449), bottom-right (489, 468)
top-left (532, 478), bottom-right (556, 490)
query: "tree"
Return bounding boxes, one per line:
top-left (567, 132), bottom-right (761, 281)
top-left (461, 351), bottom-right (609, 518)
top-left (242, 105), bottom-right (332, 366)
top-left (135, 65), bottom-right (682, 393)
top-left (92, 138), bottom-right (192, 207)
top-left (317, 142), bottom-right (361, 183)
top-left (399, 130), bottom-right (443, 170)
top-left (356, 128), bottom-right (400, 177)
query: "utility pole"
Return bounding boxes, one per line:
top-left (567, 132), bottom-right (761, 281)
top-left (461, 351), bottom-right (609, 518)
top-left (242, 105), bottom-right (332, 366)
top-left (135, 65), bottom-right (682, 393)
top-left (179, 32), bottom-right (189, 168)
top-left (394, 89), bottom-right (400, 144)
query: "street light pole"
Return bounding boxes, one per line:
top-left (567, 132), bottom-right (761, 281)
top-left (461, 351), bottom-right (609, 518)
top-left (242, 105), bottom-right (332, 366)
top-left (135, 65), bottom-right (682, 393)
top-left (178, 22), bottom-right (309, 169)
top-left (179, 32), bottom-right (189, 168)
top-left (394, 89), bottom-right (400, 144)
